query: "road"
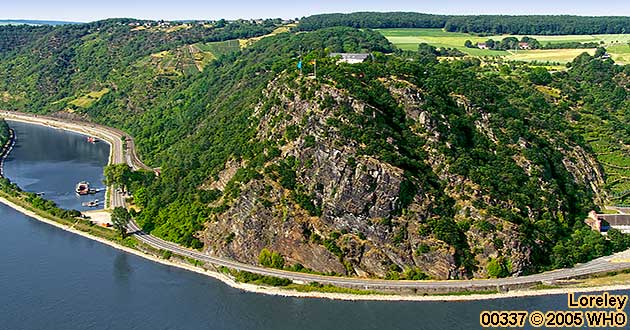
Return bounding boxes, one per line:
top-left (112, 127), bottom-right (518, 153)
top-left (3, 109), bottom-right (630, 291)
top-left (127, 219), bottom-right (630, 290)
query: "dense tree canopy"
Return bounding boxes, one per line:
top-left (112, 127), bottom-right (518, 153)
top-left (299, 12), bottom-right (630, 35)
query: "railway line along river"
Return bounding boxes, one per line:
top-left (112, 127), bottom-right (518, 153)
top-left (0, 120), bottom-right (626, 330)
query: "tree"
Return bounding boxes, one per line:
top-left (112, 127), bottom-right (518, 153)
top-left (487, 258), bottom-right (510, 278)
top-left (607, 229), bottom-right (630, 252)
top-left (104, 164), bottom-right (132, 192)
top-left (528, 67), bottom-right (552, 85)
top-left (500, 37), bottom-right (519, 50)
top-left (111, 207), bottom-right (131, 238)
top-left (464, 40), bottom-right (473, 48)
top-left (595, 47), bottom-right (607, 58)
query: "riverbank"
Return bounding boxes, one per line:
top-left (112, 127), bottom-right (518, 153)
top-left (0, 127), bottom-right (15, 177)
top-left (3, 193), bottom-right (630, 302)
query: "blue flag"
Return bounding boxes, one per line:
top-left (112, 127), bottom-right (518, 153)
top-left (297, 61), bottom-right (302, 69)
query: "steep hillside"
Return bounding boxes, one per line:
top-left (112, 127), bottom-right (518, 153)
top-left (184, 59), bottom-right (604, 279)
top-left (1, 21), bottom-right (629, 279)
top-left (554, 54), bottom-right (630, 205)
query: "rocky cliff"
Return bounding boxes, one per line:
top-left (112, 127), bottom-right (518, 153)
top-left (200, 72), bottom-right (602, 279)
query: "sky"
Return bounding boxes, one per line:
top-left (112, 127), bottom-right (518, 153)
top-left (4, 0), bottom-right (630, 22)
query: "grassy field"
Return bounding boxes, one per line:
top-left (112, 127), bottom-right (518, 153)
top-left (69, 88), bottom-right (110, 108)
top-left (378, 28), bottom-right (630, 63)
top-left (507, 48), bottom-right (596, 63)
top-left (239, 24), bottom-right (295, 48)
top-left (379, 28), bottom-right (507, 56)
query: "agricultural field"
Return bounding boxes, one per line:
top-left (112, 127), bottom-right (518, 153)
top-left (507, 48), bottom-right (596, 63)
top-left (68, 88), bottom-right (110, 108)
top-left (580, 112), bottom-right (630, 205)
top-left (378, 28), bottom-right (507, 55)
top-left (148, 39), bottom-right (240, 75)
top-left (239, 24), bottom-right (295, 48)
top-left (378, 28), bottom-right (630, 63)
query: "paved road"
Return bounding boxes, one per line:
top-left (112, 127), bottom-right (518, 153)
top-left (127, 219), bottom-right (630, 290)
top-left (4, 109), bottom-right (630, 291)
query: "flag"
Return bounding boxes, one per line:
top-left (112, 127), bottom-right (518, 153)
top-left (297, 61), bottom-right (302, 69)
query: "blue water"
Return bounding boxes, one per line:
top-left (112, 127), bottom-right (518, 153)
top-left (3, 120), bottom-right (109, 211)
top-left (0, 121), bottom-right (622, 330)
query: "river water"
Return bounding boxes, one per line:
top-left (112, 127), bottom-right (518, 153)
top-left (0, 121), bottom-right (618, 330)
top-left (3, 120), bottom-right (109, 211)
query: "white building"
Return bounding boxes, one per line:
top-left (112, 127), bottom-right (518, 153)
top-left (329, 53), bottom-right (371, 64)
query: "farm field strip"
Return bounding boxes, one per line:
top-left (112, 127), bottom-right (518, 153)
top-left (378, 28), bottom-right (630, 63)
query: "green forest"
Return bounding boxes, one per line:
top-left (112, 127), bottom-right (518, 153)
top-left (299, 12), bottom-right (630, 35)
top-left (1, 16), bottom-right (630, 279)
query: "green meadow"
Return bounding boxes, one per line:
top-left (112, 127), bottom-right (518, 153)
top-left (378, 28), bottom-right (630, 63)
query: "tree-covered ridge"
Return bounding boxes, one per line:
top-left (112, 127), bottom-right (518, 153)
top-left (299, 12), bottom-right (630, 35)
top-left (127, 30), bottom-right (619, 277)
top-left (130, 28), bottom-right (395, 247)
top-left (1, 21), bottom-right (630, 278)
top-left (0, 18), bottom-right (278, 111)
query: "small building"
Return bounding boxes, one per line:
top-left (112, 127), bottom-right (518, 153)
top-left (586, 210), bottom-right (630, 234)
top-left (477, 43), bottom-right (488, 50)
top-left (329, 53), bottom-right (371, 64)
top-left (518, 42), bottom-right (531, 50)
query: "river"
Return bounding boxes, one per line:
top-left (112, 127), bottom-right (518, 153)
top-left (0, 120), bottom-right (614, 330)
top-left (3, 121), bottom-right (109, 211)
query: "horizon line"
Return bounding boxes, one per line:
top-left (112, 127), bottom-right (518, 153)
top-left (5, 11), bottom-right (630, 24)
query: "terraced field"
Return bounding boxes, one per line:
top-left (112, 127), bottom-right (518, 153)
top-left (580, 113), bottom-right (630, 205)
top-left (148, 39), bottom-right (241, 75)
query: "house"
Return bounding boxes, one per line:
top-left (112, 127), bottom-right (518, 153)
top-left (585, 210), bottom-right (630, 234)
top-left (518, 42), bottom-right (531, 50)
top-left (477, 43), bottom-right (488, 50)
top-left (329, 53), bottom-right (371, 64)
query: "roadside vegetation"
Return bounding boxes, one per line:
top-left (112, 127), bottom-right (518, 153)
top-left (0, 178), bottom-right (138, 248)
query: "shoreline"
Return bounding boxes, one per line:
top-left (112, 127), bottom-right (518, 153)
top-left (0, 127), bottom-right (15, 177)
top-left (3, 194), bottom-right (630, 302)
top-left (2, 116), bottom-right (117, 167)
top-left (2, 112), bottom-right (630, 301)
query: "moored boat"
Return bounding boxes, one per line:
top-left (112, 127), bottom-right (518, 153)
top-left (75, 181), bottom-right (90, 195)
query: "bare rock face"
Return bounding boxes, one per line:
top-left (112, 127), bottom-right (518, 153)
top-left (560, 145), bottom-right (606, 204)
top-left (199, 76), bottom-right (602, 280)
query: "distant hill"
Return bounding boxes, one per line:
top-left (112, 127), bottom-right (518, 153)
top-left (298, 12), bottom-right (630, 35)
top-left (0, 19), bottom-right (81, 26)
